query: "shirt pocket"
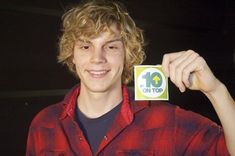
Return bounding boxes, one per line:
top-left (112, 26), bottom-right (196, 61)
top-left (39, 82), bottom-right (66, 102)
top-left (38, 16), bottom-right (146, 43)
top-left (116, 150), bottom-right (154, 156)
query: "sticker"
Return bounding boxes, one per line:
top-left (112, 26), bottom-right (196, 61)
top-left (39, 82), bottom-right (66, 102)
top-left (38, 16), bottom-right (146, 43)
top-left (134, 65), bottom-right (168, 100)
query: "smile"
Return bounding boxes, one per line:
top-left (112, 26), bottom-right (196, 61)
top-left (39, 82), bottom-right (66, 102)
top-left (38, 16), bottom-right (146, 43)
top-left (87, 70), bottom-right (110, 78)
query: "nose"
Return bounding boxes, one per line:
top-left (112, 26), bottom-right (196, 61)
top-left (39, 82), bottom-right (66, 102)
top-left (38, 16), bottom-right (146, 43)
top-left (90, 47), bottom-right (106, 64)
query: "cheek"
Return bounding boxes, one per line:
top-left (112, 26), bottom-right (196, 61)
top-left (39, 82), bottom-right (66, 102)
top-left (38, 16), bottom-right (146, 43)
top-left (111, 55), bottom-right (124, 70)
top-left (73, 53), bottom-right (87, 66)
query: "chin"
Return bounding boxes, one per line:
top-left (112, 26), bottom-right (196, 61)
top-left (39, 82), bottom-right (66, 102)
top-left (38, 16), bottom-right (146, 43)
top-left (82, 83), bottom-right (109, 92)
top-left (82, 81), bottom-right (121, 93)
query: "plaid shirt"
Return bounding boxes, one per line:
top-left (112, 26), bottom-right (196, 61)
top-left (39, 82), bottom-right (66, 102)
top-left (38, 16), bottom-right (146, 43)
top-left (26, 85), bottom-right (230, 156)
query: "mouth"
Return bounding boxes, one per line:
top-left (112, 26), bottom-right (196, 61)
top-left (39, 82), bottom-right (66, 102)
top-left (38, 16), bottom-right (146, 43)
top-left (87, 70), bottom-right (110, 78)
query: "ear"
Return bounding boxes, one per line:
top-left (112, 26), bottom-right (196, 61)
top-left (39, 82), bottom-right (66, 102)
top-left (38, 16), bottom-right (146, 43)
top-left (72, 57), bottom-right (75, 64)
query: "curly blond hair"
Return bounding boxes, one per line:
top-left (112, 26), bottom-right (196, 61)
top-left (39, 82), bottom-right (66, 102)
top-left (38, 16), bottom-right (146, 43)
top-left (58, 0), bottom-right (146, 84)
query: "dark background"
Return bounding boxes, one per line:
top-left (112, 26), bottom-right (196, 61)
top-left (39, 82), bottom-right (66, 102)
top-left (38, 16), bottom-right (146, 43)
top-left (1, 0), bottom-right (235, 155)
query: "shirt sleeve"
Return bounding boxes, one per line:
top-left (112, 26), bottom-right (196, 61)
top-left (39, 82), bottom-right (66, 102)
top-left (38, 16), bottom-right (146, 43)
top-left (26, 124), bottom-right (37, 156)
top-left (26, 112), bottom-right (46, 156)
top-left (174, 106), bottom-right (230, 156)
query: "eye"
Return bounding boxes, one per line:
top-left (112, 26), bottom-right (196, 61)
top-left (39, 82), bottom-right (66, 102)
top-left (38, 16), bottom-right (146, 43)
top-left (108, 46), bottom-right (118, 49)
top-left (77, 44), bottom-right (91, 51)
top-left (105, 43), bottom-right (120, 51)
top-left (81, 45), bottom-right (90, 50)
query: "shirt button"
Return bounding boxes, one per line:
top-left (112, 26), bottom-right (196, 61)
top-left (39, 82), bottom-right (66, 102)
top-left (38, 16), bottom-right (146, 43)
top-left (104, 135), bottom-right (108, 140)
top-left (79, 137), bottom-right (83, 141)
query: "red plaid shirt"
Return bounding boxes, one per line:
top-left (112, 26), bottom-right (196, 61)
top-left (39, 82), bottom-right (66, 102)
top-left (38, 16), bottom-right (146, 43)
top-left (26, 85), bottom-right (230, 156)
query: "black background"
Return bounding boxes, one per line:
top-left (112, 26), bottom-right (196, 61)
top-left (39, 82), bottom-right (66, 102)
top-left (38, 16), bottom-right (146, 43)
top-left (1, 0), bottom-right (235, 155)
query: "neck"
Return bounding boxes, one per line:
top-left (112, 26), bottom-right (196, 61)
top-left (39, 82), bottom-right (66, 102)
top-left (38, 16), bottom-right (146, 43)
top-left (77, 85), bottom-right (123, 118)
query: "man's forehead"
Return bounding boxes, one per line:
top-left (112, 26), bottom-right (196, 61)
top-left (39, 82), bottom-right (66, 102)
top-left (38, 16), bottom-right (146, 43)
top-left (78, 28), bottom-right (122, 43)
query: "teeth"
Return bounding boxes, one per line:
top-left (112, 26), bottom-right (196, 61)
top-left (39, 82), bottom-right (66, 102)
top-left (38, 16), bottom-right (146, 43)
top-left (89, 70), bottom-right (107, 75)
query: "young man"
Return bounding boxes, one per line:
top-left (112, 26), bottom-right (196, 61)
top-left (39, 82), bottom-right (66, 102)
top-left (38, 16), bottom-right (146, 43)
top-left (26, 1), bottom-right (235, 155)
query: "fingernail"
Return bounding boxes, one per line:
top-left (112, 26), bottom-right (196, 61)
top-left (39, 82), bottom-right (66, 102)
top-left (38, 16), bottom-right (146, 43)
top-left (180, 87), bottom-right (185, 93)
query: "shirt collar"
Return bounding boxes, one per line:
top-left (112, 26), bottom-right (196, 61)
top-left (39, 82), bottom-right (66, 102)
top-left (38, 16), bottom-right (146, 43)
top-left (60, 84), bottom-right (80, 120)
top-left (59, 84), bottom-right (149, 121)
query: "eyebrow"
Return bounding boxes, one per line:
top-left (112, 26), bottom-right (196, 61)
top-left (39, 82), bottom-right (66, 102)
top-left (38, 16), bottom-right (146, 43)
top-left (76, 39), bottom-right (91, 44)
top-left (106, 38), bottom-right (123, 44)
top-left (76, 37), bottom-right (122, 44)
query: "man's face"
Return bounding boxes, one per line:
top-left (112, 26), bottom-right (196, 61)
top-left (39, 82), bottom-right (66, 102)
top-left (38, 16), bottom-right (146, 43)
top-left (72, 24), bottom-right (125, 93)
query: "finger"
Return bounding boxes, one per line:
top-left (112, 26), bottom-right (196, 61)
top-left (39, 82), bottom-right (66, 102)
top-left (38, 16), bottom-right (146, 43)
top-left (175, 51), bottom-right (199, 90)
top-left (182, 56), bottom-right (205, 89)
top-left (170, 50), bottom-right (194, 92)
top-left (162, 51), bottom-right (185, 77)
